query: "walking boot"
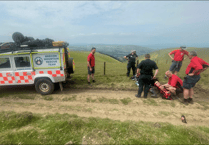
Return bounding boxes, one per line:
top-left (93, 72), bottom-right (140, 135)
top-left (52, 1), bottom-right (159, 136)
top-left (182, 99), bottom-right (188, 105)
top-left (188, 98), bottom-right (194, 104)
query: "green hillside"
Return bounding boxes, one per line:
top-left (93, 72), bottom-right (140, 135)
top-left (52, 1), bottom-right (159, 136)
top-left (69, 48), bottom-right (209, 89)
top-left (70, 51), bottom-right (120, 63)
top-left (69, 51), bottom-right (134, 90)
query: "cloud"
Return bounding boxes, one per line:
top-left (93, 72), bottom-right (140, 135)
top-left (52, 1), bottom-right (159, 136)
top-left (0, 1), bottom-right (209, 46)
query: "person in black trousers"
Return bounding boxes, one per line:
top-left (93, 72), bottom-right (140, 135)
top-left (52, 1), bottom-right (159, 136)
top-left (135, 54), bottom-right (159, 98)
top-left (124, 50), bottom-right (138, 77)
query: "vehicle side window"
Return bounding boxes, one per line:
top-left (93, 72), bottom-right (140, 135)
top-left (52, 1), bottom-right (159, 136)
top-left (0, 58), bottom-right (11, 69)
top-left (15, 56), bottom-right (31, 67)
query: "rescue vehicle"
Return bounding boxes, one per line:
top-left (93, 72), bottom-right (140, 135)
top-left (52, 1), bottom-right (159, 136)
top-left (0, 41), bottom-right (75, 95)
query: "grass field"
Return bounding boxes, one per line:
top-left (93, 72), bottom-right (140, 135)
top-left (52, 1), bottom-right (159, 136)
top-left (70, 51), bottom-right (133, 90)
top-left (1, 111), bottom-right (209, 144)
top-left (70, 48), bottom-right (209, 89)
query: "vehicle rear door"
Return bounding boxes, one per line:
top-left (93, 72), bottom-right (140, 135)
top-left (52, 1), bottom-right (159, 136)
top-left (0, 56), bottom-right (16, 85)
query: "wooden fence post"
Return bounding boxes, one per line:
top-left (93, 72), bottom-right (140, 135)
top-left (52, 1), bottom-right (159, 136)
top-left (166, 59), bottom-right (168, 64)
top-left (104, 62), bottom-right (106, 75)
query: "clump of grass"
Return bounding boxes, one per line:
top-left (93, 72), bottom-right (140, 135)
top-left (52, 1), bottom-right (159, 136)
top-left (158, 111), bottom-right (171, 116)
top-left (0, 93), bottom-right (35, 100)
top-left (62, 95), bottom-right (77, 101)
top-left (43, 95), bottom-right (53, 101)
top-left (120, 97), bottom-right (132, 105)
top-left (98, 97), bottom-right (108, 103)
top-left (86, 97), bottom-right (97, 103)
top-left (15, 94), bottom-right (35, 100)
top-left (108, 99), bottom-right (119, 104)
top-left (143, 98), bottom-right (158, 106)
top-left (170, 101), bottom-right (175, 107)
top-left (98, 97), bottom-right (119, 104)
top-left (160, 100), bottom-right (175, 107)
top-left (0, 93), bottom-right (10, 98)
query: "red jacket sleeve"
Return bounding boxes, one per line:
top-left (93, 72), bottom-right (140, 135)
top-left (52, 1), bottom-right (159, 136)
top-left (199, 58), bottom-right (209, 66)
top-left (184, 50), bottom-right (189, 56)
top-left (185, 63), bottom-right (193, 74)
top-left (87, 54), bottom-right (91, 62)
top-left (169, 50), bottom-right (176, 55)
top-left (178, 78), bottom-right (183, 86)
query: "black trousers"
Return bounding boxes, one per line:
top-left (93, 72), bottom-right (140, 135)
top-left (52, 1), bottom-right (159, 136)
top-left (138, 75), bottom-right (152, 97)
top-left (127, 63), bottom-right (136, 76)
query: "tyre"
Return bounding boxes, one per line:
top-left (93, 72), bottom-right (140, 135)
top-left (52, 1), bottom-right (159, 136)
top-left (12, 32), bottom-right (25, 43)
top-left (67, 57), bottom-right (74, 74)
top-left (35, 78), bottom-right (54, 95)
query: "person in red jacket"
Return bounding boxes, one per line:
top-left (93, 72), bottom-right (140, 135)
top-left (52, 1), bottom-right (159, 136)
top-left (87, 47), bottom-right (96, 85)
top-left (183, 51), bottom-right (209, 104)
top-left (168, 46), bottom-right (189, 75)
top-left (158, 71), bottom-right (183, 95)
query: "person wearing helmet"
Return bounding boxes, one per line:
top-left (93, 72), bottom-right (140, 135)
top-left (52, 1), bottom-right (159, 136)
top-left (124, 50), bottom-right (138, 78)
top-left (168, 46), bottom-right (189, 75)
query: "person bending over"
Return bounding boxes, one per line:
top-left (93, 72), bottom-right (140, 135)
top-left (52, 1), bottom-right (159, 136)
top-left (159, 71), bottom-right (183, 95)
top-left (182, 51), bottom-right (209, 105)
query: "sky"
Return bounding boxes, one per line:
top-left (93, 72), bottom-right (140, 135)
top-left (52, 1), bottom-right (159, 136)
top-left (0, 1), bottom-right (209, 48)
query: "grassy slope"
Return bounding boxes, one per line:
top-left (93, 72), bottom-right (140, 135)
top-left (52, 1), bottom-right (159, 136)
top-left (70, 48), bottom-right (209, 89)
top-left (70, 51), bottom-right (134, 89)
top-left (0, 111), bottom-right (209, 144)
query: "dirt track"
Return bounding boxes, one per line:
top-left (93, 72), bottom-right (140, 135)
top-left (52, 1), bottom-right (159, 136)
top-left (0, 85), bottom-right (209, 127)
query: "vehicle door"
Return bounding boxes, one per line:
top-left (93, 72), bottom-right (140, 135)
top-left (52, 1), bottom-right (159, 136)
top-left (14, 54), bottom-right (34, 84)
top-left (0, 56), bottom-right (16, 85)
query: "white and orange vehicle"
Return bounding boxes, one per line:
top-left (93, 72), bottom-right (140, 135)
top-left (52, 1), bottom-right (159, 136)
top-left (0, 42), bottom-right (75, 95)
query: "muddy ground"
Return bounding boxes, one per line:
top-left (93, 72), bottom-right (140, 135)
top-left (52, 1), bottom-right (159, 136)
top-left (0, 83), bottom-right (209, 127)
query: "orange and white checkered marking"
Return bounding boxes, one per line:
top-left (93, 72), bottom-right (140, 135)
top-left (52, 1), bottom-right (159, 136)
top-left (36, 70), bottom-right (64, 77)
top-left (0, 69), bottom-right (64, 85)
top-left (15, 72), bottom-right (34, 84)
top-left (0, 72), bottom-right (15, 84)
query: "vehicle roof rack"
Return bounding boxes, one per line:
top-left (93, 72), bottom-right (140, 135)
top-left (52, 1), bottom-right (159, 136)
top-left (0, 42), bottom-right (69, 54)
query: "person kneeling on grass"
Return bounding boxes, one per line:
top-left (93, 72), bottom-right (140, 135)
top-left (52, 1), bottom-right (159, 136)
top-left (158, 71), bottom-right (183, 96)
top-left (182, 51), bottom-right (209, 105)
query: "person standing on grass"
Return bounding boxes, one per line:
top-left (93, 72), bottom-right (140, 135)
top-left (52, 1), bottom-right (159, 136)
top-left (135, 54), bottom-right (159, 98)
top-left (168, 46), bottom-right (189, 75)
top-left (124, 50), bottom-right (138, 78)
top-left (87, 47), bottom-right (96, 85)
top-left (182, 51), bottom-right (209, 105)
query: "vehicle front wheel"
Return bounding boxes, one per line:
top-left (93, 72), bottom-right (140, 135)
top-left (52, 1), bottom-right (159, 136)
top-left (35, 78), bottom-right (54, 95)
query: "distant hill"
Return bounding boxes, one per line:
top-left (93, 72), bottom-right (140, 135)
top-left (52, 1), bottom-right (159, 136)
top-left (68, 44), bottom-right (154, 62)
top-left (70, 51), bottom-right (121, 63)
top-left (138, 47), bottom-right (209, 63)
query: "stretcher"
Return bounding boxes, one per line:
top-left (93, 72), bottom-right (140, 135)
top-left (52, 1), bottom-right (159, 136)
top-left (154, 81), bottom-right (172, 100)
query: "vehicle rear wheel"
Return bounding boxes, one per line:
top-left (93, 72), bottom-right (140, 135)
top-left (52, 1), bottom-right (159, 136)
top-left (67, 57), bottom-right (74, 74)
top-left (35, 78), bottom-right (54, 95)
